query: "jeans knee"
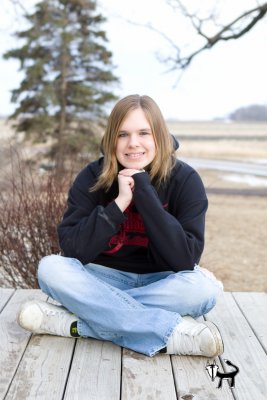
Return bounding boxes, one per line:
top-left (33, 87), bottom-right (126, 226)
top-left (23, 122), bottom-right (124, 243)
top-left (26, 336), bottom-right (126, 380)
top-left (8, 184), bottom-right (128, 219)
top-left (201, 275), bottom-right (223, 303)
top-left (168, 268), bottom-right (223, 317)
top-left (196, 276), bottom-right (223, 316)
top-left (38, 254), bottom-right (64, 286)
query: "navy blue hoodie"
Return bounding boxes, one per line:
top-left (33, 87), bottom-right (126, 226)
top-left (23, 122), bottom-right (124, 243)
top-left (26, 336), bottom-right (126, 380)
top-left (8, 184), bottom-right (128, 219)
top-left (57, 156), bottom-right (208, 274)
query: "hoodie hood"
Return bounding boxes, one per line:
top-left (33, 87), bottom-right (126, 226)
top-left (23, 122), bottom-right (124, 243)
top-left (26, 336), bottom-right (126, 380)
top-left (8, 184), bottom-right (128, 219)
top-left (171, 134), bottom-right (179, 151)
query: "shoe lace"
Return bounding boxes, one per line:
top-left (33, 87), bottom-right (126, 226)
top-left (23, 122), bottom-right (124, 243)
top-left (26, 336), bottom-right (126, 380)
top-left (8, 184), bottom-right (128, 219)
top-left (176, 324), bottom-right (205, 355)
top-left (41, 304), bottom-right (72, 336)
top-left (45, 307), bottom-right (66, 317)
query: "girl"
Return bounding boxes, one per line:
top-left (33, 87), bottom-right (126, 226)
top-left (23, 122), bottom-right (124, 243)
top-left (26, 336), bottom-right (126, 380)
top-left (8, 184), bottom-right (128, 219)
top-left (18, 94), bottom-right (223, 357)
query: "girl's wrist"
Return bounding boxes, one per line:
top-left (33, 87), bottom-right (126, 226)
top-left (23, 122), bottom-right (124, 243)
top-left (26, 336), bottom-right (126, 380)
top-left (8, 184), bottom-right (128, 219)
top-left (114, 196), bottom-right (131, 212)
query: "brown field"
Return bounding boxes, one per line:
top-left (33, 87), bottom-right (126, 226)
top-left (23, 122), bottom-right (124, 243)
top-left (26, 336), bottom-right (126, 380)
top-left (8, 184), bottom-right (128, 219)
top-left (177, 139), bottom-right (267, 161)
top-left (166, 120), bottom-right (267, 292)
top-left (167, 120), bottom-right (267, 137)
top-left (200, 192), bottom-right (266, 291)
top-left (167, 120), bottom-right (267, 161)
top-left (1, 119), bottom-right (267, 291)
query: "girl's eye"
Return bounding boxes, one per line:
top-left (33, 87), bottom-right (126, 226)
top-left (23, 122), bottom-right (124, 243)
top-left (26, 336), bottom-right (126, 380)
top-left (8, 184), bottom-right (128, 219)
top-left (140, 131), bottom-right (149, 135)
top-left (118, 132), bottom-right (128, 138)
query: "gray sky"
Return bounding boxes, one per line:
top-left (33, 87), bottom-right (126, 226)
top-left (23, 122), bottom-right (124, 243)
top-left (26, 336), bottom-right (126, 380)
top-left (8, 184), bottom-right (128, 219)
top-left (1, 0), bottom-right (267, 120)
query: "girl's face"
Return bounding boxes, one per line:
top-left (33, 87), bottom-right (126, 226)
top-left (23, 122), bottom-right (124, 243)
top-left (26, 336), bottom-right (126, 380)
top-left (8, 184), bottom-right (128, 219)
top-left (115, 107), bottom-right (156, 170)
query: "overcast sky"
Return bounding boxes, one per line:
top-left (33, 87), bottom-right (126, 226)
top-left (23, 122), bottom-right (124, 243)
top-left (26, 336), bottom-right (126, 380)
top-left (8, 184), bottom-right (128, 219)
top-left (0, 0), bottom-right (267, 120)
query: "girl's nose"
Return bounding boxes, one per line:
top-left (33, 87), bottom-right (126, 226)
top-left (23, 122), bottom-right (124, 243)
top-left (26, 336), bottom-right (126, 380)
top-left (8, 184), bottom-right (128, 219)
top-left (128, 133), bottom-right (140, 147)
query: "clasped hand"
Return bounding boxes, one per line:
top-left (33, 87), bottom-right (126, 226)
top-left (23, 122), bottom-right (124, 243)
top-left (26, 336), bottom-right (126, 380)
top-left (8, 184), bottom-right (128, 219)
top-left (115, 169), bottom-right (144, 212)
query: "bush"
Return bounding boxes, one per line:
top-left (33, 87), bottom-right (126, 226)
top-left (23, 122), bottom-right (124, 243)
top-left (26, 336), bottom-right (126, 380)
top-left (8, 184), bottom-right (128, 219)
top-left (0, 151), bottom-right (74, 288)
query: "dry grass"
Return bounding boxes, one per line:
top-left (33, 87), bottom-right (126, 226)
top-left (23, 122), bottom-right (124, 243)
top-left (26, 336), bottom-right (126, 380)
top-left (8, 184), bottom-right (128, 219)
top-left (201, 193), bottom-right (267, 291)
top-left (167, 121), bottom-right (267, 161)
top-left (177, 139), bottom-right (267, 161)
top-left (166, 120), bottom-right (267, 137)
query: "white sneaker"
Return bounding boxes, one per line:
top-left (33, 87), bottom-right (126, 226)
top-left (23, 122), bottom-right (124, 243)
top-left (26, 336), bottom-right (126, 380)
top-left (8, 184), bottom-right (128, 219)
top-left (167, 316), bottom-right (224, 357)
top-left (17, 300), bottom-right (77, 337)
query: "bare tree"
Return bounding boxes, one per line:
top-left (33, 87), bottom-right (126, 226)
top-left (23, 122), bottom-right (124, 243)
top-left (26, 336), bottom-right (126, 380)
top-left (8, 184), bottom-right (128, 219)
top-left (7, 0), bottom-right (28, 14)
top-left (154, 1), bottom-right (267, 71)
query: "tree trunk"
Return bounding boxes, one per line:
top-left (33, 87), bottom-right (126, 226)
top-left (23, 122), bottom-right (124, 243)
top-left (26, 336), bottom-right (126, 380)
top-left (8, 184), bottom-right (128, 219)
top-left (56, 45), bottom-right (68, 173)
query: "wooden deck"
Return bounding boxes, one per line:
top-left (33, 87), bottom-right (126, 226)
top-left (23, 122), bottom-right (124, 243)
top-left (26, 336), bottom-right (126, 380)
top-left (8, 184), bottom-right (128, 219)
top-left (0, 289), bottom-right (266, 400)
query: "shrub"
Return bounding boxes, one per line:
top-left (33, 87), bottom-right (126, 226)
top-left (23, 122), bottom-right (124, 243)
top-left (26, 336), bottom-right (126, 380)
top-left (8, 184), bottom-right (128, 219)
top-left (0, 151), bottom-right (74, 288)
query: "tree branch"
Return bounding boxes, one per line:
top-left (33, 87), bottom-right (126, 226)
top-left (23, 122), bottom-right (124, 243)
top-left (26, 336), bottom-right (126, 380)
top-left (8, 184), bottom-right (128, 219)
top-left (9, 0), bottom-right (28, 15)
top-left (166, 1), bottom-right (267, 69)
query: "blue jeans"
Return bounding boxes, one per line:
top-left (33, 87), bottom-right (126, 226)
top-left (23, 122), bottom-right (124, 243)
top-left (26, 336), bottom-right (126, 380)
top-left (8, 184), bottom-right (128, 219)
top-left (38, 255), bottom-right (223, 356)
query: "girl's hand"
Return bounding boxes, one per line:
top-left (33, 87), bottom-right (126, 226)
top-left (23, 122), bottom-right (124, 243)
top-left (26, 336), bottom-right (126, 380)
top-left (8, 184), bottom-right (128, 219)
top-left (118, 168), bottom-right (145, 177)
top-left (115, 169), bottom-right (145, 212)
top-left (115, 173), bottom-right (135, 212)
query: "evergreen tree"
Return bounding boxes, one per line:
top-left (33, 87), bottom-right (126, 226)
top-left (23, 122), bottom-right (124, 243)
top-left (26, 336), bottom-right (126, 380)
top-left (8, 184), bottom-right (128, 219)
top-left (4, 0), bottom-right (118, 170)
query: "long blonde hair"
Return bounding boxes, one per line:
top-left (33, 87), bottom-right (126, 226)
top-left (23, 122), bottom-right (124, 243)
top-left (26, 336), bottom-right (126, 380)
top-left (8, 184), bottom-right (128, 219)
top-left (91, 94), bottom-right (176, 192)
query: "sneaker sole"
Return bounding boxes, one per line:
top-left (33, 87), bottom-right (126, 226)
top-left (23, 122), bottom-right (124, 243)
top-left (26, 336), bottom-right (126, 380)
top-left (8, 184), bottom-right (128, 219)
top-left (204, 321), bottom-right (224, 356)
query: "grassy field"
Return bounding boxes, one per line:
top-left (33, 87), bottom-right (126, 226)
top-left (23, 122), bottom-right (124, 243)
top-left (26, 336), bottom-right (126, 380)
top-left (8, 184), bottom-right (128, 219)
top-left (167, 120), bottom-right (267, 137)
top-left (1, 119), bottom-right (267, 291)
top-left (167, 120), bottom-right (267, 161)
top-left (166, 120), bottom-right (267, 291)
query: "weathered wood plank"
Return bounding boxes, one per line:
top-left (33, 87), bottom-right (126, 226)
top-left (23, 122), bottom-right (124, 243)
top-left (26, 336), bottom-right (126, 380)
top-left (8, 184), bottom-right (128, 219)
top-left (233, 292), bottom-right (267, 353)
top-left (0, 289), bottom-right (46, 400)
top-left (4, 294), bottom-right (77, 399)
top-left (5, 335), bottom-right (75, 400)
top-left (121, 349), bottom-right (177, 400)
top-left (64, 339), bottom-right (121, 400)
top-left (0, 288), bottom-right (14, 312)
top-left (170, 314), bottom-right (233, 399)
top-left (171, 355), bottom-right (234, 399)
top-left (205, 292), bottom-right (267, 400)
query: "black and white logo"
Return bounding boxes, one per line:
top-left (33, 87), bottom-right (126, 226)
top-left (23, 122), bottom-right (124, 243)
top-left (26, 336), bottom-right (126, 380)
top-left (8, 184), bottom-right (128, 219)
top-left (205, 359), bottom-right (239, 389)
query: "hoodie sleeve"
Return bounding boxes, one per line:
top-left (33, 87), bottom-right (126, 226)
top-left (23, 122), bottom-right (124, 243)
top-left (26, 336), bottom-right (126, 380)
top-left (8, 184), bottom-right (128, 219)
top-left (132, 168), bottom-right (208, 271)
top-left (57, 165), bottom-right (126, 264)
